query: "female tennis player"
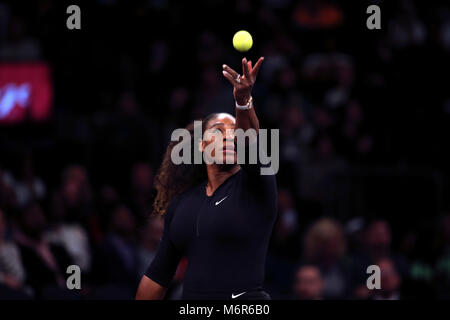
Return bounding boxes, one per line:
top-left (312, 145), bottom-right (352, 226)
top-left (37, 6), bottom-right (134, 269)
top-left (136, 57), bottom-right (277, 300)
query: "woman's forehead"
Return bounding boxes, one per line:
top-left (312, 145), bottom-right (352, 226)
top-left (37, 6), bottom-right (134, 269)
top-left (206, 113), bottom-right (235, 128)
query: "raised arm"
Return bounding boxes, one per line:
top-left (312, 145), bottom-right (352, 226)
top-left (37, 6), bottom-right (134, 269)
top-left (222, 57), bottom-right (264, 133)
top-left (222, 56), bottom-right (276, 207)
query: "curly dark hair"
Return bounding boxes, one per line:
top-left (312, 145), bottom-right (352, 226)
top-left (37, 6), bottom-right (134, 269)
top-left (153, 113), bottom-right (220, 215)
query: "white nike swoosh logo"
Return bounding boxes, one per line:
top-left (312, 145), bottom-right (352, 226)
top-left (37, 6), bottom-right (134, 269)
top-left (215, 196), bottom-right (228, 206)
top-left (231, 291), bottom-right (246, 299)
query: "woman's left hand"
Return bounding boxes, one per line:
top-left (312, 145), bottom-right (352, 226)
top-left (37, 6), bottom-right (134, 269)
top-left (222, 57), bottom-right (264, 106)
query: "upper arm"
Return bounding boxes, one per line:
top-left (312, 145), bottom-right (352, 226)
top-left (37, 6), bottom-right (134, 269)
top-left (143, 199), bottom-right (183, 290)
top-left (239, 135), bottom-right (277, 194)
top-left (234, 100), bottom-right (277, 190)
top-left (238, 133), bottom-right (278, 223)
top-left (136, 275), bottom-right (167, 300)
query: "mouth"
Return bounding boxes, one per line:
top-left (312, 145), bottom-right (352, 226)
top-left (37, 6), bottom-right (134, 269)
top-left (222, 144), bottom-right (236, 154)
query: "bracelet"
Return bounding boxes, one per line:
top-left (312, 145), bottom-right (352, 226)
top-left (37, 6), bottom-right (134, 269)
top-left (235, 96), bottom-right (253, 110)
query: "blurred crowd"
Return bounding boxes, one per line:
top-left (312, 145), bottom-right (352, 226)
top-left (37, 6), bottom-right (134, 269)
top-left (1, 0), bottom-right (450, 299)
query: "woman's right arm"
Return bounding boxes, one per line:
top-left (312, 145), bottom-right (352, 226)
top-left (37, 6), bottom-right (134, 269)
top-left (135, 198), bottom-right (182, 300)
top-left (136, 275), bottom-right (167, 300)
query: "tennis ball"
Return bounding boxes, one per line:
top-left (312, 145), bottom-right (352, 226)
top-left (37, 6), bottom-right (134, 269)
top-left (233, 30), bottom-right (253, 52)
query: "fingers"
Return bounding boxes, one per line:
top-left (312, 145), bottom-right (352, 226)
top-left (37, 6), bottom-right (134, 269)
top-left (251, 57), bottom-right (264, 79)
top-left (223, 57), bottom-right (263, 85)
top-left (222, 64), bottom-right (239, 79)
top-left (242, 58), bottom-right (251, 79)
top-left (222, 70), bottom-right (236, 85)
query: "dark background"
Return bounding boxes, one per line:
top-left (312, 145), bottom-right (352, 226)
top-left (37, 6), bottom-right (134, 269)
top-left (1, 0), bottom-right (450, 299)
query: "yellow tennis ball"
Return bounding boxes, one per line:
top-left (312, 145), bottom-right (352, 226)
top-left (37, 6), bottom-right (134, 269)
top-left (233, 30), bottom-right (253, 52)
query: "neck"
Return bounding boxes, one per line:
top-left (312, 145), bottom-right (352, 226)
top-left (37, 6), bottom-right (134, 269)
top-left (205, 164), bottom-right (240, 196)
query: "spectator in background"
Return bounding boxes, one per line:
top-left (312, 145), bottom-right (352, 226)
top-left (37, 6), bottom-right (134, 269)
top-left (365, 220), bottom-right (410, 274)
top-left (0, 208), bottom-right (27, 297)
top-left (270, 188), bottom-right (301, 261)
top-left (302, 217), bottom-right (352, 299)
top-left (60, 165), bottom-right (93, 216)
top-left (351, 219), bottom-right (410, 299)
top-left (58, 165), bottom-right (100, 243)
top-left (323, 54), bottom-right (354, 110)
top-left (129, 163), bottom-right (154, 225)
top-left (97, 184), bottom-right (120, 232)
top-left (388, 0), bottom-right (427, 50)
top-left (345, 217), bottom-right (366, 255)
top-left (371, 258), bottom-right (402, 300)
top-left (299, 133), bottom-right (349, 206)
top-left (365, 220), bottom-right (394, 261)
top-left (0, 168), bottom-right (18, 212)
top-left (9, 156), bottom-right (46, 209)
top-left (278, 96), bottom-right (315, 196)
top-left (293, 264), bottom-right (324, 300)
top-left (137, 214), bottom-right (164, 278)
top-left (0, 16), bottom-right (42, 60)
top-left (102, 91), bottom-right (160, 171)
top-left (44, 192), bottom-right (92, 273)
top-left (265, 189), bottom-right (301, 298)
top-left (14, 202), bottom-right (73, 297)
top-left (92, 205), bottom-right (140, 293)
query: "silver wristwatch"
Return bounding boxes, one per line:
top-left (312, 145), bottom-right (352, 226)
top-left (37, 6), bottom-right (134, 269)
top-left (235, 96), bottom-right (253, 110)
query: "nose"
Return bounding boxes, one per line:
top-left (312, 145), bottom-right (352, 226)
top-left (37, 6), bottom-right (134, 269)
top-left (223, 130), bottom-right (235, 141)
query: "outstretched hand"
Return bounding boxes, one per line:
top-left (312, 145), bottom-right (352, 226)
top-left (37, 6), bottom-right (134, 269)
top-left (222, 57), bottom-right (264, 106)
